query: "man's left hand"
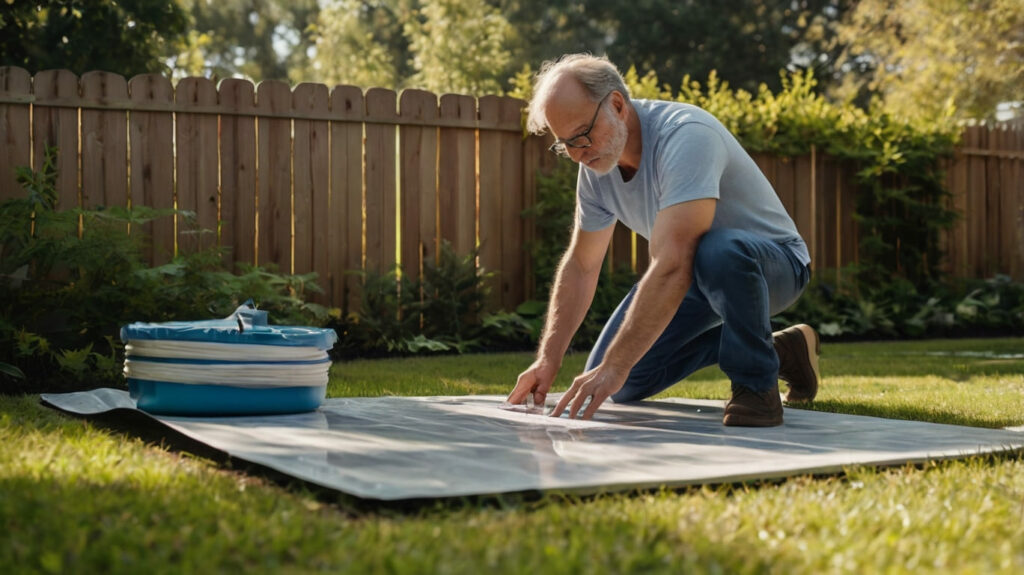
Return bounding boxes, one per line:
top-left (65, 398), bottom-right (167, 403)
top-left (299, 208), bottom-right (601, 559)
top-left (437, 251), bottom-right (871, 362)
top-left (551, 364), bottom-right (627, 420)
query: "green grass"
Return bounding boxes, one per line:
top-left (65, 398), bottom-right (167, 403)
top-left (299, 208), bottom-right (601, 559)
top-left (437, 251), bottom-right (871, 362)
top-left (3, 337), bottom-right (1024, 574)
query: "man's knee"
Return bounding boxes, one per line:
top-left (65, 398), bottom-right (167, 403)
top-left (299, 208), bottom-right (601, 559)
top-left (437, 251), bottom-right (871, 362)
top-left (693, 229), bottom-right (758, 282)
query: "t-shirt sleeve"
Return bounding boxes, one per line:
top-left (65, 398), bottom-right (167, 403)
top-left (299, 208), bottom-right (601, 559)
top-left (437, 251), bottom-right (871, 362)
top-left (656, 122), bottom-right (727, 211)
top-left (575, 164), bottom-right (616, 231)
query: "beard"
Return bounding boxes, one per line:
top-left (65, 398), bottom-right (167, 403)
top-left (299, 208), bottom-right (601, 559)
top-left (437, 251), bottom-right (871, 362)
top-left (583, 111), bottom-right (628, 176)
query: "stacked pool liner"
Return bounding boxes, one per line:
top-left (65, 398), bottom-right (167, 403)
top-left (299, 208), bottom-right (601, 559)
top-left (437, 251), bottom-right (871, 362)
top-left (120, 301), bottom-right (338, 416)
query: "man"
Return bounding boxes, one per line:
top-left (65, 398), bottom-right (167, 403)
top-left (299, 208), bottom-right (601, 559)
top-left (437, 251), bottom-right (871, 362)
top-left (506, 54), bottom-right (819, 426)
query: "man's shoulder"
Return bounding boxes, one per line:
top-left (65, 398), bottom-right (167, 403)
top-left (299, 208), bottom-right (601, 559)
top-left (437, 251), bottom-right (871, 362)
top-left (636, 100), bottom-right (723, 138)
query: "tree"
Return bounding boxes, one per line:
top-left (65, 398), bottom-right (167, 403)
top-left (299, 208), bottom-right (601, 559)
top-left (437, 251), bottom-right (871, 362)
top-left (599, 0), bottom-right (852, 94)
top-left (303, 0), bottom-right (412, 88)
top-left (499, 0), bottom-right (614, 70)
top-left (0, 0), bottom-right (188, 77)
top-left (833, 0), bottom-right (1024, 120)
top-left (306, 0), bottom-right (514, 94)
top-left (172, 0), bottom-right (319, 83)
top-left (405, 0), bottom-right (514, 94)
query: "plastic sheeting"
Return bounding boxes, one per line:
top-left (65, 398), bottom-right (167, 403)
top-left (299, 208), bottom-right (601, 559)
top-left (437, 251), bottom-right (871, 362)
top-left (41, 389), bottom-right (1024, 501)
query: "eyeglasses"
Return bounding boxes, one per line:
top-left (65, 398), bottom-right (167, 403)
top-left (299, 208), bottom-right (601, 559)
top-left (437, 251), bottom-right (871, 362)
top-left (548, 91), bottom-right (613, 157)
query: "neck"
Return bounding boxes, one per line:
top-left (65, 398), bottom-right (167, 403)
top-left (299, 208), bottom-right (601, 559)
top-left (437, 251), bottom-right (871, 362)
top-left (617, 105), bottom-right (642, 174)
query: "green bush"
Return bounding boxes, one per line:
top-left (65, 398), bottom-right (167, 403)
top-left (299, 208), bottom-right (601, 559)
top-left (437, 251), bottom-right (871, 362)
top-left (332, 241), bottom-right (534, 358)
top-left (773, 271), bottom-right (1024, 341)
top-left (0, 147), bottom-right (329, 393)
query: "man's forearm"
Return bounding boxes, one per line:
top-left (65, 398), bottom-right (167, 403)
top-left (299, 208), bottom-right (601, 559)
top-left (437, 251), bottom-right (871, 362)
top-left (536, 254), bottom-right (601, 364)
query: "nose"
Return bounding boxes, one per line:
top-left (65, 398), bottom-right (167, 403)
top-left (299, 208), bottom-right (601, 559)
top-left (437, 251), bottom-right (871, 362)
top-left (566, 146), bottom-right (587, 163)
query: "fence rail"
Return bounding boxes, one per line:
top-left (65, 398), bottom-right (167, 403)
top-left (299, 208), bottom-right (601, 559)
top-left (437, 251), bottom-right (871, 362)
top-left (1, 67), bottom-right (1022, 317)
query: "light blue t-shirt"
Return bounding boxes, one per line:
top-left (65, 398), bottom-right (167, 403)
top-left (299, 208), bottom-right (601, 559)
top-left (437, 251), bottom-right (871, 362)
top-left (577, 100), bottom-right (811, 266)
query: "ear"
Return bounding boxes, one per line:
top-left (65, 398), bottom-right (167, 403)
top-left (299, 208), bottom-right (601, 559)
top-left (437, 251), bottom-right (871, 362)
top-left (610, 91), bottom-right (628, 118)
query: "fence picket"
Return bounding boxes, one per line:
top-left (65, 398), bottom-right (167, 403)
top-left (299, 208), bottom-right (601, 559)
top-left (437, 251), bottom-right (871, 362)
top-left (128, 74), bottom-right (175, 264)
top-left (364, 88), bottom-right (398, 276)
top-left (33, 70), bottom-right (80, 211)
top-left (438, 94), bottom-right (477, 257)
top-left (0, 67), bottom-right (32, 203)
top-left (218, 78), bottom-right (257, 270)
top-left (328, 85), bottom-right (365, 313)
top-left (497, 96), bottom-right (526, 309)
top-left (478, 96), bottom-right (504, 308)
top-left (256, 80), bottom-right (293, 270)
top-left (399, 89), bottom-right (439, 280)
top-left (81, 72), bottom-right (128, 215)
top-left (175, 77), bottom-right (219, 254)
top-left (292, 82), bottom-right (330, 288)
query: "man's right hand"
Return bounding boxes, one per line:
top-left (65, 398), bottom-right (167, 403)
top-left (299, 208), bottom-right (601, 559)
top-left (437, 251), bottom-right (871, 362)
top-left (507, 358), bottom-right (560, 408)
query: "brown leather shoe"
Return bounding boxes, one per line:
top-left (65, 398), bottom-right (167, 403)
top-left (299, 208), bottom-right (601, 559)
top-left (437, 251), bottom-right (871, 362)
top-left (723, 385), bottom-right (784, 427)
top-left (773, 324), bottom-right (820, 403)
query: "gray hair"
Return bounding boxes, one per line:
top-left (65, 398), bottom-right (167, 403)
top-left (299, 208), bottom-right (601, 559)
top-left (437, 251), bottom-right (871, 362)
top-left (526, 53), bottom-right (630, 135)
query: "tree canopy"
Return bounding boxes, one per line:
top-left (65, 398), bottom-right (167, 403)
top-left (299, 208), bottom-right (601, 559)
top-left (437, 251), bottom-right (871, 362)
top-left (0, 0), bottom-right (187, 77)
top-left (832, 0), bottom-right (1024, 120)
top-left (172, 0), bottom-right (318, 83)
top-left (1, 0), bottom-right (1020, 121)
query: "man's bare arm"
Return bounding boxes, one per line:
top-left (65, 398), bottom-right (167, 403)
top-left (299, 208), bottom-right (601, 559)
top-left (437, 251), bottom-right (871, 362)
top-left (507, 222), bottom-right (614, 406)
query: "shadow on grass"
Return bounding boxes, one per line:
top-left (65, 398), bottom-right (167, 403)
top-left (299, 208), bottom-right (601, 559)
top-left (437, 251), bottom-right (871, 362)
top-left (794, 399), bottom-right (1024, 429)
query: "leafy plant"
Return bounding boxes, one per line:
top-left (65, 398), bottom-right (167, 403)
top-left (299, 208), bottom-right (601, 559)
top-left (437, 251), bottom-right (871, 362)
top-left (334, 241), bottom-right (536, 357)
top-left (773, 270), bottom-right (1024, 341)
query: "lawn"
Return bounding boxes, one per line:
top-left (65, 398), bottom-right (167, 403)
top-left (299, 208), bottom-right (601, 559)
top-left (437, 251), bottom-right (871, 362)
top-left (2, 337), bottom-right (1023, 574)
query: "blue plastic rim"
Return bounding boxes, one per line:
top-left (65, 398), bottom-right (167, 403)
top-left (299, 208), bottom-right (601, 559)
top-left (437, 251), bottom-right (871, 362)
top-left (128, 379), bottom-right (326, 416)
top-left (119, 300), bottom-right (339, 350)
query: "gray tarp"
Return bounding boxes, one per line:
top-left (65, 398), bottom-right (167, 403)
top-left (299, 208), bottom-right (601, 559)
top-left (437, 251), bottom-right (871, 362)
top-left (41, 389), bottom-right (1024, 501)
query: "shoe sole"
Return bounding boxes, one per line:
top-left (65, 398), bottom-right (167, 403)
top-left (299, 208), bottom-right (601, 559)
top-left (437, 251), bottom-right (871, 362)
top-left (784, 324), bottom-right (820, 403)
top-left (723, 412), bottom-right (784, 427)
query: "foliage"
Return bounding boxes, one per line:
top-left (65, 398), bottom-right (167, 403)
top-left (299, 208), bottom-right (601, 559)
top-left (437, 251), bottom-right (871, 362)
top-left (334, 241), bottom-right (533, 357)
top-left (305, 0), bottom-right (515, 94)
top-left (599, 0), bottom-right (852, 95)
top-left (171, 0), bottom-right (318, 83)
top-left (0, 148), bottom-right (328, 394)
top-left (774, 270), bottom-right (1024, 341)
top-left (302, 0), bottom-right (409, 88)
top-left (405, 0), bottom-right (514, 94)
top-left (0, 0), bottom-right (188, 77)
top-left (833, 0), bottom-right (1024, 120)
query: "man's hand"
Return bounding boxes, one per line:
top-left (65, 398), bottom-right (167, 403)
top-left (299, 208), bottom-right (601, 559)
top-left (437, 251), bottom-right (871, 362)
top-left (508, 359), bottom-right (561, 408)
top-left (551, 363), bottom-right (627, 420)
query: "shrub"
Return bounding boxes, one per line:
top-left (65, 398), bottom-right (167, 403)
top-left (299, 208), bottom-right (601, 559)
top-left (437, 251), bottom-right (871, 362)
top-left (332, 240), bottom-right (534, 358)
top-left (772, 270), bottom-right (1024, 341)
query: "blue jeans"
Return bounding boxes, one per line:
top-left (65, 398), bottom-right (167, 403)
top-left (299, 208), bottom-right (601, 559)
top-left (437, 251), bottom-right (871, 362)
top-left (586, 228), bottom-right (810, 401)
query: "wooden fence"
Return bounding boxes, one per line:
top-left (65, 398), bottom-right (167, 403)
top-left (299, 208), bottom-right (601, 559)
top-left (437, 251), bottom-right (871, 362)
top-left (0, 67), bottom-right (559, 312)
top-left (945, 123), bottom-right (1024, 280)
top-left (1, 67), bottom-right (1022, 315)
